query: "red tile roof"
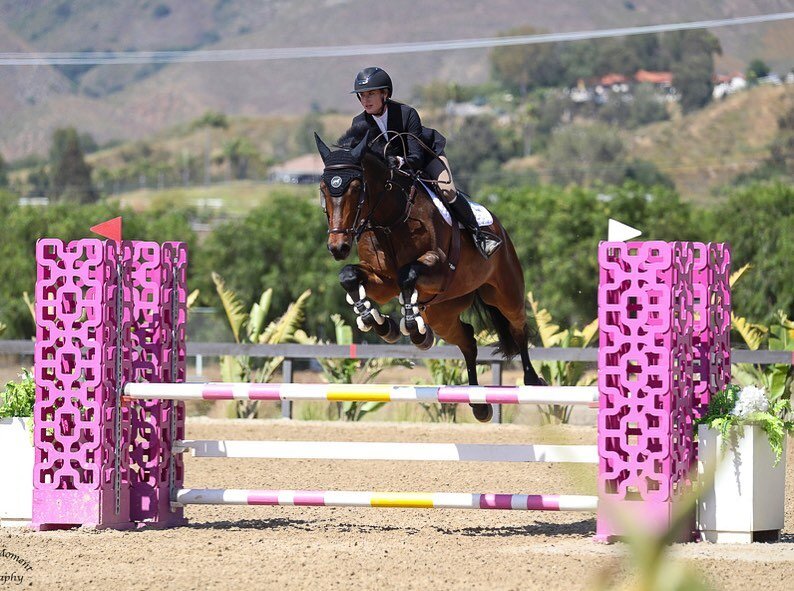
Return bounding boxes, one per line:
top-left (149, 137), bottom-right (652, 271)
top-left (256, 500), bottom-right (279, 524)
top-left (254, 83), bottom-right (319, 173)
top-left (634, 70), bottom-right (673, 84)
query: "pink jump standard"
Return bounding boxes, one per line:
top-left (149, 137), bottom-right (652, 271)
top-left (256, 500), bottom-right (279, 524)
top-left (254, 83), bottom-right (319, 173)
top-left (32, 238), bottom-right (730, 542)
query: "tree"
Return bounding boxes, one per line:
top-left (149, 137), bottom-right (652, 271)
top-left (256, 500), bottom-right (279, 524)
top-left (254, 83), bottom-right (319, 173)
top-left (546, 122), bottom-right (626, 185)
top-left (0, 153), bottom-right (7, 188)
top-left (768, 103), bottom-right (794, 175)
top-left (49, 127), bottom-right (97, 203)
top-left (221, 137), bottom-right (259, 180)
top-left (746, 58), bottom-right (771, 84)
top-left (26, 166), bottom-right (49, 197)
top-left (708, 181), bottom-right (793, 322)
top-left (663, 30), bottom-right (722, 113)
top-left (294, 109), bottom-right (325, 154)
top-left (444, 116), bottom-right (519, 192)
top-left (486, 182), bottom-right (698, 326)
top-left (490, 26), bottom-right (563, 97)
top-left (193, 192), bottom-right (344, 337)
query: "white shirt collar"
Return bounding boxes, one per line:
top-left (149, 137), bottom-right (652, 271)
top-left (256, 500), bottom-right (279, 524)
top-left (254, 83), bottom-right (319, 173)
top-left (373, 106), bottom-right (389, 139)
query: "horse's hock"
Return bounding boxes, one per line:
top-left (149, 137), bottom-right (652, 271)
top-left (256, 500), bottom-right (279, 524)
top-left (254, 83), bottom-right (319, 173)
top-left (32, 238), bottom-right (730, 541)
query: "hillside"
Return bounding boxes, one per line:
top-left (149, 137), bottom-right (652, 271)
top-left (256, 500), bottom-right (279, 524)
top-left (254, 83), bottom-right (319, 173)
top-left (1, 0), bottom-right (792, 160)
top-left (628, 84), bottom-right (792, 200)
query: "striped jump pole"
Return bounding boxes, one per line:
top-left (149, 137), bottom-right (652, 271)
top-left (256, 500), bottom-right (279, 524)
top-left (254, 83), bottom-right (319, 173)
top-left (173, 489), bottom-right (599, 511)
top-left (124, 382), bottom-right (599, 406)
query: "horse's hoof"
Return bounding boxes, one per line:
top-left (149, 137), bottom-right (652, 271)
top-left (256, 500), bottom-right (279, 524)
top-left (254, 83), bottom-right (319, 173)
top-left (410, 326), bottom-right (434, 350)
top-left (376, 316), bottom-right (401, 344)
top-left (470, 403), bottom-right (493, 423)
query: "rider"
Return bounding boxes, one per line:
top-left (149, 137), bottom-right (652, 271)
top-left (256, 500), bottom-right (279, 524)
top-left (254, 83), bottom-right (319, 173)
top-left (350, 66), bottom-right (502, 258)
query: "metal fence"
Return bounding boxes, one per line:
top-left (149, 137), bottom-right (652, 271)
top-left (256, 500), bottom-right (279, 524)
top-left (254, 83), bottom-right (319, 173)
top-left (2, 339), bottom-right (790, 421)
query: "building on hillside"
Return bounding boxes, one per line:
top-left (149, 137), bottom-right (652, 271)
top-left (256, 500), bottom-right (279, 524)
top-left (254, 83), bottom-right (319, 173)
top-left (634, 69), bottom-right (673, 86)
top-left (269, 154), bottom-right (323, 184)
top-left (712, 73), bottom-right (747, 99)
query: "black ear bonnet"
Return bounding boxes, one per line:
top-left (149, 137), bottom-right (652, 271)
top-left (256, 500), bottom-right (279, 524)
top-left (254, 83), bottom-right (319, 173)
top-left (322, 150), bottom-right (364, 197)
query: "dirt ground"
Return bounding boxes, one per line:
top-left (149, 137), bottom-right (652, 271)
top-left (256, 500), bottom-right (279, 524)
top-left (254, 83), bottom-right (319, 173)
top-left (3, 419), bottom-right (794, 591)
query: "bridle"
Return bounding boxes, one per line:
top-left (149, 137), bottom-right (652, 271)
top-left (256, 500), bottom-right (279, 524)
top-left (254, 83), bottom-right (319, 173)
top-left (323, 161), bottom-right (416, 241)
top-left (323, 162), bottom-right (366, 237)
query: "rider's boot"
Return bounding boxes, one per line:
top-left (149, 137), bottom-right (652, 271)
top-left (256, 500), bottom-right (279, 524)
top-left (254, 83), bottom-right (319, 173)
top-left (447, 193), bottom-right (502, 258)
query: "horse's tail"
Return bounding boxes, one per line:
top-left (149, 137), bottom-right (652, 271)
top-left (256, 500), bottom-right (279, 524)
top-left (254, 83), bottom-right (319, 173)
top-left (472, 293), bottom-right (524, 359)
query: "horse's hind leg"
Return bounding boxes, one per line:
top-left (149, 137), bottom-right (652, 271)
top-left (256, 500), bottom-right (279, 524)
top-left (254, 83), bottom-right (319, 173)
top-left (423, 296), bottom-right (493, 423)
top-left (339, 264), bottom-right (400, 343)
top-left (477, 283), bottom-right (543, 386)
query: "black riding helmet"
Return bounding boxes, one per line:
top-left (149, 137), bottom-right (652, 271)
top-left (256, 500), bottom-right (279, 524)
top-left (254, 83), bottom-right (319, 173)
top-left (351, 67), bottom-right (393, 98)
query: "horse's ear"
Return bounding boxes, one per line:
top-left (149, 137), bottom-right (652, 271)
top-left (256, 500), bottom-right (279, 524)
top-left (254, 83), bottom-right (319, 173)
top-left (314, 132), bottom-right (332, 164)
top-left (350, 130), bottom-right (369, 162)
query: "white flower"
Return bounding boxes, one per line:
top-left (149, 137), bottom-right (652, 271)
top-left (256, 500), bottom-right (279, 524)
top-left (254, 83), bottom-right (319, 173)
top-left (731, 385), bottom-right (769, 418)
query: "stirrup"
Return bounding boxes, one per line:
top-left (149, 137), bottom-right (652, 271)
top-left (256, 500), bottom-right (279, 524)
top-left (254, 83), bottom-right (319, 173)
top-left (473, 229), bottom-right (502, 258)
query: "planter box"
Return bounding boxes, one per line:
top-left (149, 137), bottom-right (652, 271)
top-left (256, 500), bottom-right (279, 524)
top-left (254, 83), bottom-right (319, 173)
top-left (697, 424), bottom-right (787, 543)
top-left (0, 418), bottom-right (33, 527)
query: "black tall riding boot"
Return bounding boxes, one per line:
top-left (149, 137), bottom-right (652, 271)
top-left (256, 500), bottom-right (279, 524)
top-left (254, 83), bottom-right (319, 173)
top-left (447, 194), bottom-right (502, 258)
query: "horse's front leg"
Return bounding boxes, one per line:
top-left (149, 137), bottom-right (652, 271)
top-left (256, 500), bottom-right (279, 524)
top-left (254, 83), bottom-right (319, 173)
top-left (339, 264), bottom-right (400, 343)
top-left (396, 252), bottom-right (444, 350)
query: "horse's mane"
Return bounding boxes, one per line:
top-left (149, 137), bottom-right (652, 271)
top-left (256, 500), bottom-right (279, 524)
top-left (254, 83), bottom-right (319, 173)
top-left (336, 121), bottom-right (387, 161)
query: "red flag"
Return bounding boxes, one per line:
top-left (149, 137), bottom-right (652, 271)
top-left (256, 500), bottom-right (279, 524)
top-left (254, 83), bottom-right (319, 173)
top-left (90, 216), bottom-right (122, 243)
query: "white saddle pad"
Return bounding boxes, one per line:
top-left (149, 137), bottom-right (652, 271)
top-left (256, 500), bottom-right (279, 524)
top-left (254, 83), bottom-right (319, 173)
top-left (419, 180), bottom-right (494, 228)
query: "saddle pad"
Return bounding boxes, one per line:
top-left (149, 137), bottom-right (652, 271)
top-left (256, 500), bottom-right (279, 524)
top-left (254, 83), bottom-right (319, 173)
top-left (419, 180), bottom-right (494, 227)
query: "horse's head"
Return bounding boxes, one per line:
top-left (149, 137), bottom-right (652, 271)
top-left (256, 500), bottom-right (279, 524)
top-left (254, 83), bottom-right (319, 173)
top-left (315, 131), bottom-right (368, 260)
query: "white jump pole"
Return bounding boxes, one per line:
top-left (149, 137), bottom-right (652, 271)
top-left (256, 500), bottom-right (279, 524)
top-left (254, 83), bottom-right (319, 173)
top-left (178, 440), bottom-right (599, 463)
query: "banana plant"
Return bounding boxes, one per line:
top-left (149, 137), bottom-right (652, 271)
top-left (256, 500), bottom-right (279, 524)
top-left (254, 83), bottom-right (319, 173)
top-left (729, 265), bottom-right (793, 405)
top-left (213, 271), bottom-right (311, 418)
top-left (296, 314), bottom-right (411, 421)
top-left (527, 291), bottom-right (598, 424)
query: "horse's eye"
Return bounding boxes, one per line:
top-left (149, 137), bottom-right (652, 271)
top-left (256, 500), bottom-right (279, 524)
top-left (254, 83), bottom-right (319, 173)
top-left (319, 190), bottom-right (327, 212)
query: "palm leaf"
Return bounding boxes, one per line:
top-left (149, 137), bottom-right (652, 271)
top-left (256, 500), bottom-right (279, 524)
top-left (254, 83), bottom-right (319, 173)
top-left (579, 318), bottom-right (599, 348)
top-left (259, 289), bottom-right (311, 344)
top-left (186, 289), bottom-right (200, 310)
top-left (729, 263), bottom-right (751, 287)
top-left (247, 288), bottom-right (273, 342)
top-left (527, 291), bottom-right (563, 347)
top-left (212, 272), bottom-right (249, 344)
top-left (254, 356), bottom-right (285, 384)
top-left (22, 292), bottom-right (35, 322)
top-left (731, 312), bottom-right (767, 351)
top-left (332, 313), bottom-right (353, 345)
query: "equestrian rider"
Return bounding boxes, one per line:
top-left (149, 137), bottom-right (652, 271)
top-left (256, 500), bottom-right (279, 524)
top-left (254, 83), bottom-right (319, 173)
top-left (350, 67), bottom-right (502, 258)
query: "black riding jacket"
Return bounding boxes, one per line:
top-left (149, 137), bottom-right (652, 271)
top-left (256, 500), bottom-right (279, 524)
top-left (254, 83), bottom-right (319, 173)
top-left (351, 100), bottom-right (446, 171)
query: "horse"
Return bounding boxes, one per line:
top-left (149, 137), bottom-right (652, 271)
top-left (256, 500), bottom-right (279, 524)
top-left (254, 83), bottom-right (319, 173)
top-left (314, 125), bottom-right (544, 422)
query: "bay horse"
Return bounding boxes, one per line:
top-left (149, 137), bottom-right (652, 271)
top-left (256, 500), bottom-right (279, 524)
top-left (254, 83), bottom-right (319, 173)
top-left (314, 125), bottom-right (544, 421)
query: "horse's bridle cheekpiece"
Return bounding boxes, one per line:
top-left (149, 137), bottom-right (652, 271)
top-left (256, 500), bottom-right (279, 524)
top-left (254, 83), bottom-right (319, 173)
top-left (323, 161), bottom-right (367, 236)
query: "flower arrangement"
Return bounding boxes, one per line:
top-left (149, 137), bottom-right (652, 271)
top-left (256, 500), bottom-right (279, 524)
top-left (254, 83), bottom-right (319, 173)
top-left (697, 384), bottom-right (793, 464)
